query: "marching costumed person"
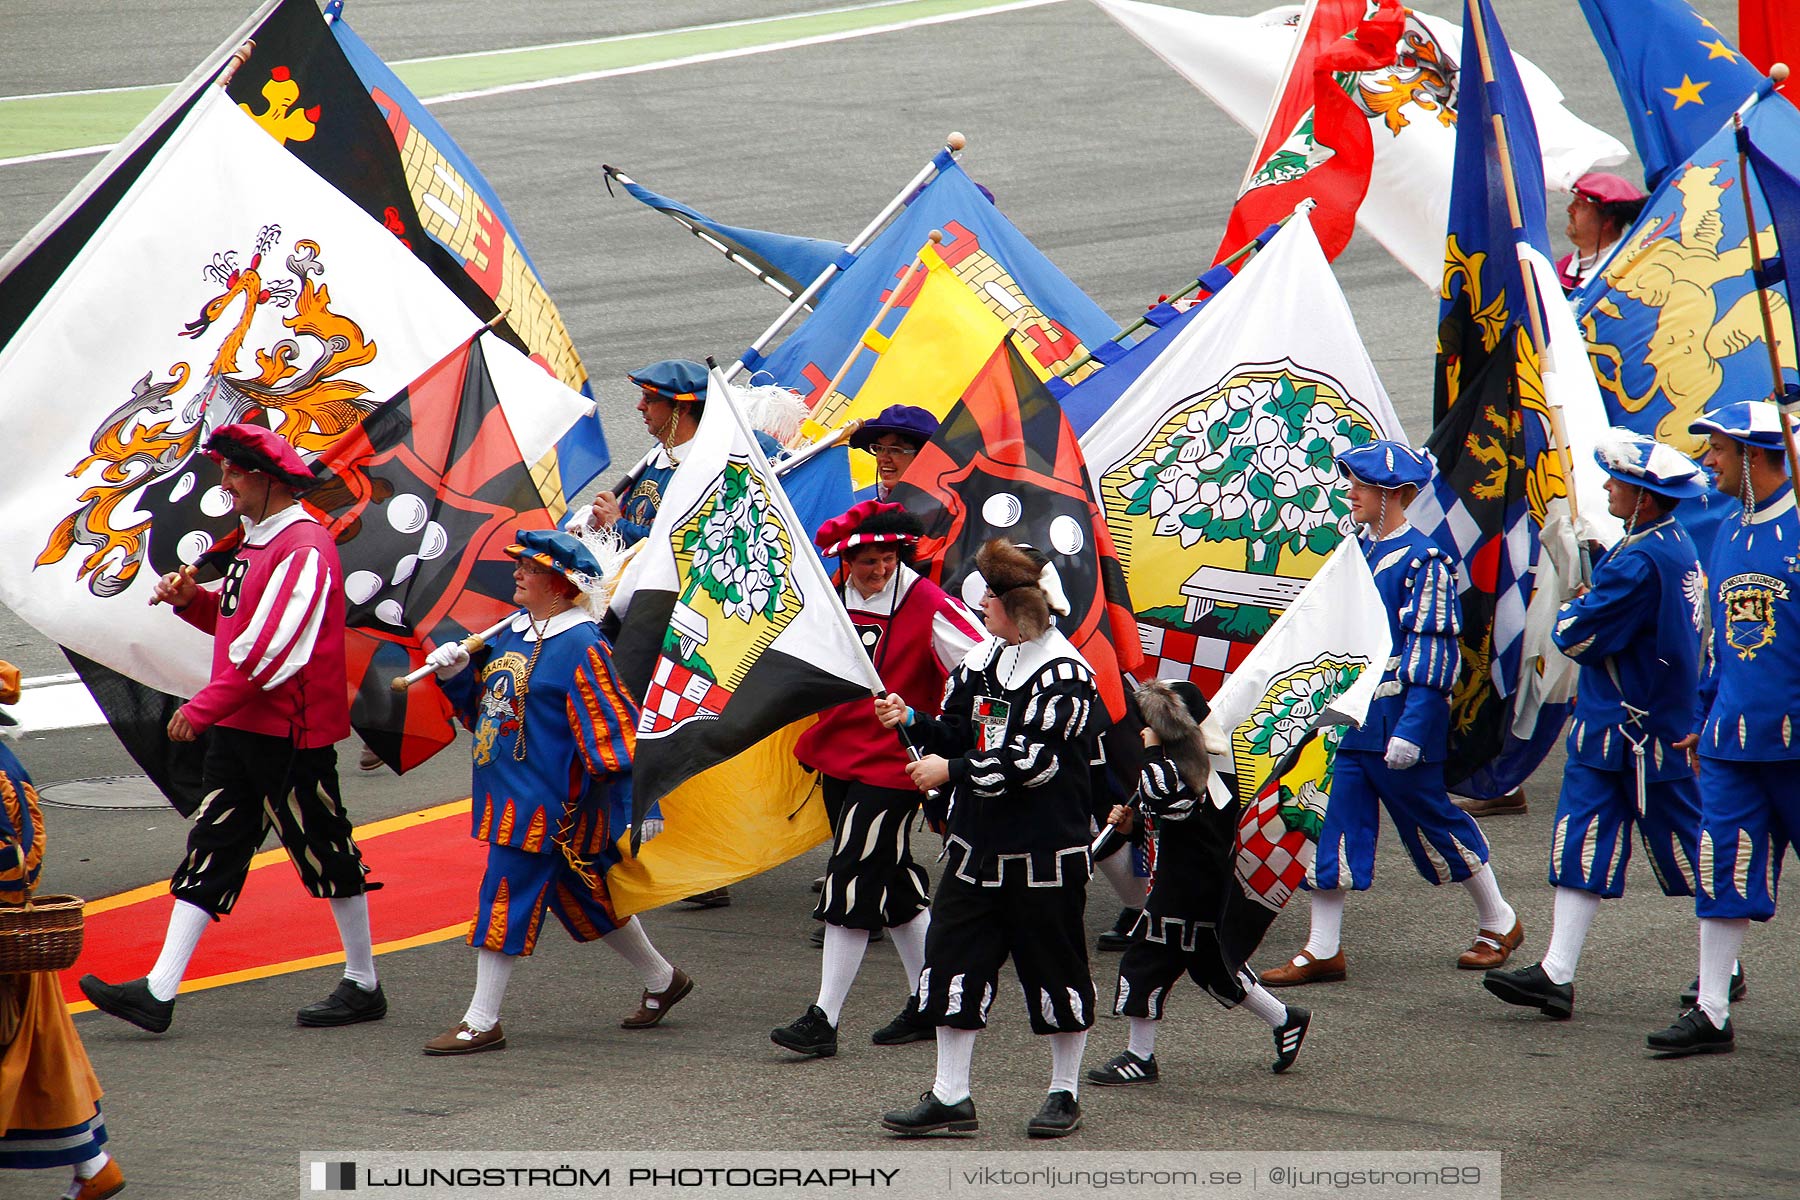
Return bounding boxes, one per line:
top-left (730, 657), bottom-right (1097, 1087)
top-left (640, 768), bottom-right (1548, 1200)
top-left (0, 666), bottom-right (124, 1199)
top-left (1485, 430), bottom-right (1711, 1021)
top-left (770, 501), bottom-right (982, 1058)
top-left (421, 531), bottom-right (691, 1054)
top-left (81, 424), bottom-right (385, 1033)
top-left (847, 405), bottom-right (936, 501)
top-left (1555, 172), bottom-right (1648, 294)
top-left (569, 359), bottom-right (784, 910)
top-left (874, 540), bottom-right (1101, 1140)
top-left (1262, 441), bottom-right (1523, 987)
top-left (1087, 680), bottom-right (1310, 1088)
top-left (1648, 401), bottom-right (1800, 1057)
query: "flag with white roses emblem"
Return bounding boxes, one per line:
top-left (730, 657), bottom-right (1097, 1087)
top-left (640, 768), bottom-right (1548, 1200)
top-left (1080, 210), bottom-right (1406, 698)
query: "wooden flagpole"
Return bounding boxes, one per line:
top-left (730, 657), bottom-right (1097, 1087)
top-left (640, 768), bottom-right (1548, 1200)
top-left (1465, 0), bottom-right (1590, 586)
top-left (807, 230), bottom-right (942, 433)
top-left (1731, 71), bottom-right (1800, 487)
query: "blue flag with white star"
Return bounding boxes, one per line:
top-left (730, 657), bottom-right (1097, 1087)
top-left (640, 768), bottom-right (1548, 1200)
top-left (1578, 0), bottom-right (1766, 190)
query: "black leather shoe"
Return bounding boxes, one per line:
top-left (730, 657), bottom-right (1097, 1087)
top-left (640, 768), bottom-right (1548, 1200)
top-left (1647, 1008), bottom-right (1735, 1056)
top-left (871, 995), bottom-right (934, 1046)
top-left (1087, 1050), bottom-right (1158, 1086)
top-left (1026, 1089), bottom-right (1082, 1138)
top-left (680, 887), bottom-right (732, 909)
top-left (1678, 964), bottom-right (1746, 1007)
top-left (771, 1004), bottom-right (838, 1057)
top-left (79, 975), bottom-right (174, 1034)
top-left (1096, 907), bottom-right (1141, 952)
top-left (297, 979), bottom-right (388, 1027)
top-left (881, 1091), bottom-right (978, 1136)
top-left (1272, 1004), bottom-right (1311, 1073)
top-left (1484, 963), bottom-right (1574, 1020)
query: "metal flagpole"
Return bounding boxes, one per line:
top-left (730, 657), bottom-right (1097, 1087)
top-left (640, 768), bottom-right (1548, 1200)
top-left (722, 133), bottom-right (966, 383)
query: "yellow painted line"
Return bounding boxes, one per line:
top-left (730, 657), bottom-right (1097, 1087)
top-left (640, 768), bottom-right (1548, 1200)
top-left (83, 796), bottom-right (472, 918)
top-left (66, 922), bottom-right (469, 1015)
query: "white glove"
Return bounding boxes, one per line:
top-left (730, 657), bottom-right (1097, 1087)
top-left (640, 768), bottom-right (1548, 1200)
top-left (1384, 736), bottom-right (1421, 770)
top-left (426, 641), bottom-right (471, 680)
top-left (638, 818), bottom-right (664, 844)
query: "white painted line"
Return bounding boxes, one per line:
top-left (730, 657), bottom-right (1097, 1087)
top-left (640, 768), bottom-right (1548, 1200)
top-left (0, 0), bottom-right (1065, 167)
top-left (10, 678), bottom-right (106, 733)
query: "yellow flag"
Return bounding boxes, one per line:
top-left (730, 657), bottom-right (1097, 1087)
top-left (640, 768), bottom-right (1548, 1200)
top-left (606, 717), bottom-right (829, 916)
top-left (805, 243), bottom-right (1028, 490)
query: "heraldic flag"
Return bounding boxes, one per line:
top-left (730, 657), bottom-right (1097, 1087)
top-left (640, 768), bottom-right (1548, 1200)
top-left (1080, 209), bottom-right (1405, 700)
top-left (750, 157), bottom-right (1118, 406)
top-left (601, 164), bottom-right (849, 304)
top-left (309, 329), bottom-right (602, 773)
top-left (1199, 537), bottom-right (1390, 970)
top-left (889, 336), bottom-right (1143, 721)
top-left (604, 366), bottom-right (878, 912)
top-left (1092, 0), bottom-right (1628, 286)
top-left (1578, 0), bottom-right (1766, 190)
top-left (1212, 0), bottom-right (1404, 267)
top-left (1412, 0), bottom-right (1570, 790)
top-left (0, 87), bottom-right (481, 705)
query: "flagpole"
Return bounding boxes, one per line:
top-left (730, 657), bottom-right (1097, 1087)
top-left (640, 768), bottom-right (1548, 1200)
top-left (772, 420), bottom-right (863, 478)
top-left (1052, 206), bottom-right (1306, 381)
top-left (722, 133), bottom-right (966, 383)
top-left (389, 611), bottom-right (523, 692)
top-left (1731, 78), bottom-right (1800, 486)
top-left (704, 359), bottom-right (937, 778)
top-left (806, 231), bottom-right (942, 432)
top-left (1466, 0), bottom-right (1590, 586)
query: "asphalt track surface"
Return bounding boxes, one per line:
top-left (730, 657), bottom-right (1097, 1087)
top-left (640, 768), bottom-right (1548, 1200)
top-left (3, 2), bottom-right (1797, 1198)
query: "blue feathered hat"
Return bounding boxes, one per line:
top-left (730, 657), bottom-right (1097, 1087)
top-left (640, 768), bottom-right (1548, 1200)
top-left (506, 529), bottom-right (605, 592)
top-left (1689, 400), bottom-right (1797, 453)
top-left (1336, 440), bottom-right (1434, 489)
top-left (1593, 428), bottom-right (1705, 499)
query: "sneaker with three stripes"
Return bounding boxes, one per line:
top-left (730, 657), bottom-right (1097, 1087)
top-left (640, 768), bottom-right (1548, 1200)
top-left (1086, 1049), bottom-right (1158, 1086)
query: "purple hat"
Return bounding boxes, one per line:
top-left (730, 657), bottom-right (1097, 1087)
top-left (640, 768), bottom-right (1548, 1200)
top-left (1571, 172), bottom-right (1647, 205)
top-left (849, 404), bottom-right (938, 452)
top-left (203, 423), bottom-right (317, 492)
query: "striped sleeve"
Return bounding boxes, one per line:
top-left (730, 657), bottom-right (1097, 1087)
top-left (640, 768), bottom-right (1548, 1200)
top-left (1397, 551), bottom-right (1461, 695)
top-left (227, 545), bottom-right (332, 690)
top-left (568, 639), bottom-right (639, 777)
top-left (962, 663), bottom-right (1095, 800)
top-left (1137, 752), bottom-right (1196, 821)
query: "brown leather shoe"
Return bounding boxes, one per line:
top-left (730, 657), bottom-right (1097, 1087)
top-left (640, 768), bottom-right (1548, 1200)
top-left (1457, 919), bottom-right (1524, 969)
top-left (1451, 789), bottom-right (1528, 817)
top-left (1258, 950), bottom-right (1347, 987)
top-left (71, 1158), bottom-right (126, 1200)
top-left (622, 967), bottom-right (694, 1029)
top-left (423, 1021), bottom-right (506, 1055)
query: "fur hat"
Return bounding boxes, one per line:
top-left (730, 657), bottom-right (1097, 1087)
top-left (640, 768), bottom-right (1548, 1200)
top-left (1135, 679), bottom-right (1211, 795)
top-left (974, 539), bottom-right (1068, 640)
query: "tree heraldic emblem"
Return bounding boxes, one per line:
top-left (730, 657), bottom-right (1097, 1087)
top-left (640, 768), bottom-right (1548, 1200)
top-left (1231, 654), bottom-right (1368, 912)
top-left (641, 457), bottom-right (800, 737)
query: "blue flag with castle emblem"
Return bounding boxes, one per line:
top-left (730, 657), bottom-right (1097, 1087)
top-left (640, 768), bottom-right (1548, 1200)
top-left (1578, 0), bottom-right (1766, 191)
top-left (745, 157), bottom-right (1118, 408)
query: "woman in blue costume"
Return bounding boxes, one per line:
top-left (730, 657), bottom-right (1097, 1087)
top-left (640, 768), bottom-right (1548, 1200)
top-left (420, 531), bottom-right (691, 1054)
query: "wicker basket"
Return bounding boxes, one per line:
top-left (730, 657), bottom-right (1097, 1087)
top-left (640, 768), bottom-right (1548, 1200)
top-left (0, 894), bottom-right (85, 973)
